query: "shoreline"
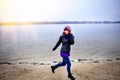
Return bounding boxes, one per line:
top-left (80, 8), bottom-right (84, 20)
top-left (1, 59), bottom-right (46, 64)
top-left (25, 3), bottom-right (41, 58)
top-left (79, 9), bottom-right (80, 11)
top-left (0, 58), bottom-right (120, 65)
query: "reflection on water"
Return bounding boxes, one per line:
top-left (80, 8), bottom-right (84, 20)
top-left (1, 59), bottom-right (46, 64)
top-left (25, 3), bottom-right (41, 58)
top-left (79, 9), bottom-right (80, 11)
top-left (0, 24), bottom-right (120, 62)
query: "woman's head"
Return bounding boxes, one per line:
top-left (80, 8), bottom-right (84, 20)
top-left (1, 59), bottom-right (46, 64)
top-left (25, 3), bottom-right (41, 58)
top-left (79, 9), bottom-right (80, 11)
top-left (63, 26), bottom-right (71, 35)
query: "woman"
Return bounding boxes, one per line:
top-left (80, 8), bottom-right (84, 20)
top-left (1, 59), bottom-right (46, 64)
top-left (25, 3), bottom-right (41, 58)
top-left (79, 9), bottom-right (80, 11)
top-left (51, 26), bottom-right (75, 80)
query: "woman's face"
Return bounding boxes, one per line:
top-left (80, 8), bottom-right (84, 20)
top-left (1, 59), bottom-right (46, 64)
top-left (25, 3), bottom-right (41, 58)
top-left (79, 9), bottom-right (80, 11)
top-left (64, 30), bottom-right (69, 35)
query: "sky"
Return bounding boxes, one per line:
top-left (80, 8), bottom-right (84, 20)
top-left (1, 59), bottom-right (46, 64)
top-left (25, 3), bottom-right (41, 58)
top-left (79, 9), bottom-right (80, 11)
top-left (0, 0), bottom-right (120, 22)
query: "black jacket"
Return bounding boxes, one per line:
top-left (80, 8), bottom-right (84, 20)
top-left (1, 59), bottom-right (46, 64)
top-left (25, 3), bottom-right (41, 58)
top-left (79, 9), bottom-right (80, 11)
top-left (53, 34), bottom-right (74, 53)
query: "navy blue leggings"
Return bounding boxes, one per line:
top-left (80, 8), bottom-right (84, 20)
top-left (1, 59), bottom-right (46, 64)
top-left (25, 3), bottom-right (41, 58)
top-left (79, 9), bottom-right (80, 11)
top-left (55, 57), bottom-right (71, 74)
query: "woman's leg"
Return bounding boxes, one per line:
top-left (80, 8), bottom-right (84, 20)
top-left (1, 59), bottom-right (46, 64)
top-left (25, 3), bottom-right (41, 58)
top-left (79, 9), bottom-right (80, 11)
top-left (51, 58), bottom-right (66, 73)
top-left (63, 57), bottom-right (71, 74)
top-left (54, 58), bottom-right (66, 67)
top-left (63, 57), bottom-right (75, 80)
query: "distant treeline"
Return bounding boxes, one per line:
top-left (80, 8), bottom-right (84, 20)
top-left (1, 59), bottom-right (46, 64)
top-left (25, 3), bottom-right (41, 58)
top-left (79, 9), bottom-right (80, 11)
top-left (0, 21), bottom-right (120, 26)
top-left (39, 21), bottom-right (120, 24)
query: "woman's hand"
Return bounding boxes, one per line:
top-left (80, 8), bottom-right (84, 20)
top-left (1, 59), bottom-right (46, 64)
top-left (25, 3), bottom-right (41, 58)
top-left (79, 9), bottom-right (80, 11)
top-left (52, 48), bottom-right (55, 51)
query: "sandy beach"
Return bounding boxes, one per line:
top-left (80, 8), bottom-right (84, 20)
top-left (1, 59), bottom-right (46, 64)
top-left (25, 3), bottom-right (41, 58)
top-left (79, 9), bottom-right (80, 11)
top-left (0, 58), bottom-right (120, 80)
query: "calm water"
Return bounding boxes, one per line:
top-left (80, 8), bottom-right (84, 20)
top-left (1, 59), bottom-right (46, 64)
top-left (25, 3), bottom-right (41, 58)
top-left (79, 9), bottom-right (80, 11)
top-left (0, 24), bottom-right (120, 63)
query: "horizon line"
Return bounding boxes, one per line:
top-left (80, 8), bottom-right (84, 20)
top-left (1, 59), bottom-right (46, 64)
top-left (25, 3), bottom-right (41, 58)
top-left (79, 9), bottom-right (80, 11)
top-left (0, 21), bottom-right (120, 26)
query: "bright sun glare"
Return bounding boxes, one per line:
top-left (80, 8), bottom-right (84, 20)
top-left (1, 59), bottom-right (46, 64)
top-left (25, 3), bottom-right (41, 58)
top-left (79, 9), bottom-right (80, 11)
top-left (0, 0), bottom-right (63, 22)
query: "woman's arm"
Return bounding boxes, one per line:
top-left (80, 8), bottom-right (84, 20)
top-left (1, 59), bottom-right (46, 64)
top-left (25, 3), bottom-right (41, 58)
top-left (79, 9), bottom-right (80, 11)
top-left (52, 36), bottom-right (62, 51)
top-left (69, 34), bottom-right (74, 45)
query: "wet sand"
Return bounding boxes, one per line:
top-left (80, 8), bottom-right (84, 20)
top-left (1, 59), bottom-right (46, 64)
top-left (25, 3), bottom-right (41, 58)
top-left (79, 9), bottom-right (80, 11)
top-left (0, 58), bottom-right (120, 80)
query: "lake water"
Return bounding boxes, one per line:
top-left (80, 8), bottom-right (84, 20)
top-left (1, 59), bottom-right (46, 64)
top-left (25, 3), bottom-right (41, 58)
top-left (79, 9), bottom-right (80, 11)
top-left (0, 24), bottom-right (120, 63)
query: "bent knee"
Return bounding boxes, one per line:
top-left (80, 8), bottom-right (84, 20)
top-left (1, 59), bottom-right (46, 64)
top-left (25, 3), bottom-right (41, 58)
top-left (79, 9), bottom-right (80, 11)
top-left (67, 62), bottom-right (71, 67)
top-left (63, 63), bottom-right (66, 66)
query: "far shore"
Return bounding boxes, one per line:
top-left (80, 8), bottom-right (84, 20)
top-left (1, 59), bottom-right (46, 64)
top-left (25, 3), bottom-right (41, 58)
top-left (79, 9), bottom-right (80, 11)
top-left (0, 21), bottom-right (120, 26)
